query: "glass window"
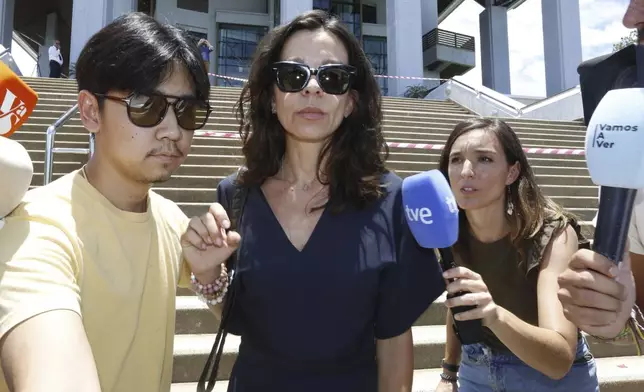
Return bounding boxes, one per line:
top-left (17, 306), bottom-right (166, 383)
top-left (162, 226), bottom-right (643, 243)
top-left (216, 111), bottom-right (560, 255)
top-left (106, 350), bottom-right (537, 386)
top-left (274, 0), bottom-right (281, 27)
top-left (362, 4), bottom-right (377, 24)
top-left (137, 0), bottom-right (156, 15)
top-left (313, 0), bottom-right (331, 10)
top-left (216, 24), bottom-right (269, 87)
top-left (177, 0), bottom-right (208, 13)
top-left (363, 36), bottom-right (388, 95)
top-left (329, 1), bottom-right (361, 42)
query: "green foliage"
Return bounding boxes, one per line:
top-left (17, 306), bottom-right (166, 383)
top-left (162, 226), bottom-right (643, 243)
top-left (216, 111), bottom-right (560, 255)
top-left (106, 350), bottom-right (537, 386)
top-left (403, 84), bottom-right (430, 99)
top-left (613, 30), bottom-right (638, 52)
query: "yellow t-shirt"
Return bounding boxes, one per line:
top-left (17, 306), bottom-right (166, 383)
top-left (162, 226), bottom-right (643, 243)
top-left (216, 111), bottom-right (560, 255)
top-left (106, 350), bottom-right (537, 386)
top-left (0, 170), bottom-right (192, 392)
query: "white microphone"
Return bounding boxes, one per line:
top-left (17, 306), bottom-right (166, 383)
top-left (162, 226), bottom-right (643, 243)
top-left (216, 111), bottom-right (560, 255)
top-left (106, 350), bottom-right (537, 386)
top-left (0, 136), bottom-right (33, 227)
top-left (585, 87), bottom-right (644, 263)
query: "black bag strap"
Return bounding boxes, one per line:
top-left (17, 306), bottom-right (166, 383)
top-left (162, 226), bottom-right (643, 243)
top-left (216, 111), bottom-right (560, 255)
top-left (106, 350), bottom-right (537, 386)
top-left (197, 168), bottom-right (248, 392)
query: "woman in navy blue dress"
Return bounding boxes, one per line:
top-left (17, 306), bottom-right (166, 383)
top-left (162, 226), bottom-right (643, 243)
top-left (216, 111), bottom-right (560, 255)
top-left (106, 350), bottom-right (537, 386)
top-left (182, 10), bottom-right (446, 392)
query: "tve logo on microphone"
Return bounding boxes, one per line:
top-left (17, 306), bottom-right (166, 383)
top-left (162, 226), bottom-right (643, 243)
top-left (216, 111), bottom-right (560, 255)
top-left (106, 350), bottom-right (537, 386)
top-left (405, 195), bottom-right (458, 224)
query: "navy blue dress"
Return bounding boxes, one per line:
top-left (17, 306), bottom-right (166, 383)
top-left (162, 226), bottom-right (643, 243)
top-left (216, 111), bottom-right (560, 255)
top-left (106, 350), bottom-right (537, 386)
top-left (216, 171), bottom-right (446, 392)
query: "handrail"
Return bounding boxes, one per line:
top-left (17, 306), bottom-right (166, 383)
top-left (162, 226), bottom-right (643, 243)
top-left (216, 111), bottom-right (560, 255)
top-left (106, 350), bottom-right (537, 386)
top-left (447, 78), bottom-right (581, 117)
top-left (448, 79), bottom-right (520, 112)
top-left (44, 103), bottom-right (94, 185)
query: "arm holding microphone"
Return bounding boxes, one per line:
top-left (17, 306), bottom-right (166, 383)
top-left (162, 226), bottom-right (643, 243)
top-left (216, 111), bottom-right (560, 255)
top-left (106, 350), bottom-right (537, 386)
top-left (557, 86), bottom-right (644, 340)
top-left (404, 170), bottom-right (582, 381)
top-left (442, 225), bottom-right (581, 380)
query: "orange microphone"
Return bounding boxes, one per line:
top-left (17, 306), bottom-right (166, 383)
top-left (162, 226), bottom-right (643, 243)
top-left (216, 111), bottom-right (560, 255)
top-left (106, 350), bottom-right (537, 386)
top-left (0, 58), bottom-right (37, 224)
top-left (0, 60), bottom-right (38, 137)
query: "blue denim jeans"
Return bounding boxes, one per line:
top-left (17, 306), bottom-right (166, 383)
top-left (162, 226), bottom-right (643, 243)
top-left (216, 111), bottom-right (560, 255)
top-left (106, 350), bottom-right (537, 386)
top-left (458, 337), bottom-right (599, 392)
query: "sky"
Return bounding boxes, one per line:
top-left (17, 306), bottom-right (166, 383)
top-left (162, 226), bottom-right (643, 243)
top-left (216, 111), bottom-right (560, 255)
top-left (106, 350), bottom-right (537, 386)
top-left (439, 0), bottom-right (633, 98)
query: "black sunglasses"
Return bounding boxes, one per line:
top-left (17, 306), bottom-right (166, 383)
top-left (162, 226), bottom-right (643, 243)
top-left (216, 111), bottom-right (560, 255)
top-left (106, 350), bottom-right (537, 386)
top-left (272, 61), bottom-right (357, 95)
top-left (95, 92), bottom-right (212, 131)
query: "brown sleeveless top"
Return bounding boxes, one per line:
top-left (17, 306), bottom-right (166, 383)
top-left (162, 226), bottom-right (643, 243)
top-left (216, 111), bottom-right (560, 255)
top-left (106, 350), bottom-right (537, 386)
top-left (453, 217), bottom-right (588, 352)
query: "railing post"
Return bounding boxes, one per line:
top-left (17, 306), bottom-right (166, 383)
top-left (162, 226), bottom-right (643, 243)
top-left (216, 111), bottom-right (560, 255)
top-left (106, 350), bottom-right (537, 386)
top-left (44, 125), bottom-right (56, 185)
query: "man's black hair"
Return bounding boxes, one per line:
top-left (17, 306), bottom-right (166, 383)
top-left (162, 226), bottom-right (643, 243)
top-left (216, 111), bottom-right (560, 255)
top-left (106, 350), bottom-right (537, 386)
top-left (75, 12), bottom-right (210, 104)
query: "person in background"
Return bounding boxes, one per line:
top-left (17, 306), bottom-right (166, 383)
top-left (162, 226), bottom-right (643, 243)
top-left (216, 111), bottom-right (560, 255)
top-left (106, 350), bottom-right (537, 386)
top-left (0, 12), bottom-right (214, 392)
top-left (198, 38), bottom-right (214, 72)
top-left (435, 118), bottom-right (599, 392)
top-left (48, 39), bottom-right (63, 78)
top-left (557, 0), bottom-right (644, 341)
top-left (181, 10), bottom-right (447, 392)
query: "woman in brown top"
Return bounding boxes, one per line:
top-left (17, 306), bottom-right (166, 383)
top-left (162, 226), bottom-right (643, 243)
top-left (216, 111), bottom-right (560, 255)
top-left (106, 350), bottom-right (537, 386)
top-left (434, 118), bottom-right (600, 392)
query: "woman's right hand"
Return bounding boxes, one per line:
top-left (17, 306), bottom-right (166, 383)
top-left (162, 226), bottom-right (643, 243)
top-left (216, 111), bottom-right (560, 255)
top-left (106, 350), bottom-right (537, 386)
top-left (435, 379), bottom-right (458, 392)
top-left (181, 202), bottom-right (241, 284)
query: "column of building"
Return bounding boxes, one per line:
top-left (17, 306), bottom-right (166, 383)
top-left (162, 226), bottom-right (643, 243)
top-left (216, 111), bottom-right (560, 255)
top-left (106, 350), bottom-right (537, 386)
top-left (479, 4), bottom-right (511, 94)
top-left (421, 0), bottom-right (440, 91)
top-left (386, 0), bottom-right (424, 96)
top-left (0, 0), bottom-right (14, 51)
top-left (541, 0), bottom-right (582, 96)
top-left (70, 0), bottom-right (136, 72)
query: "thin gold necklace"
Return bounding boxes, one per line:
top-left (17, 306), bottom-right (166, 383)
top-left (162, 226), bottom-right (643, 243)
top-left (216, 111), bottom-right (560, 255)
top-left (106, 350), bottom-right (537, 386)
top-left (277, 161), bottom-right (316, 192)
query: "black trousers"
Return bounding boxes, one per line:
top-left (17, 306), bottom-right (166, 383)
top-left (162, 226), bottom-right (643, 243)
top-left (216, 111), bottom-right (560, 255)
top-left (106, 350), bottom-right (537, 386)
top-left (49, 60), bottom-right (62, 78)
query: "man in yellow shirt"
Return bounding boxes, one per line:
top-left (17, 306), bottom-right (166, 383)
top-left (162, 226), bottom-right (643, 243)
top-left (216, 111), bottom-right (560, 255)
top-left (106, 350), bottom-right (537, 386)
top-left (0, 12), bottom-right (225, 392)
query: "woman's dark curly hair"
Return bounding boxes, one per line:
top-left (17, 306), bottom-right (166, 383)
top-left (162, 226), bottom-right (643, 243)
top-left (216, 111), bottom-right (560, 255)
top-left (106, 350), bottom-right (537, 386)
top-left (235, 9), bottom-right (389, 212)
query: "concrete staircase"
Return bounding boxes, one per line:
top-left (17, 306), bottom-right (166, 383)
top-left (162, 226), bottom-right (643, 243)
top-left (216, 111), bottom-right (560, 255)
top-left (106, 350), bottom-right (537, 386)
top-left (12, 77), bottom-right (644, 391)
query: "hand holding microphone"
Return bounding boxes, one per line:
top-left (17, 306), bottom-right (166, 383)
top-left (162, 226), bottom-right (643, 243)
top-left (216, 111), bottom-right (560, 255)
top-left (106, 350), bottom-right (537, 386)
top-left (556, 83), bottom-right (644, 337)
top-left (0, 58), bottom-right (38, 226)
top-left (403, 170), bottom-right (485, 344)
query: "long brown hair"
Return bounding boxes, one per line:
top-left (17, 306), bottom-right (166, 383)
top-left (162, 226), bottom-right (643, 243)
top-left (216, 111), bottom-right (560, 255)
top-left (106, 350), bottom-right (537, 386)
top-left (438, 118), bottom-right (576, 257)
top-left (234, 10), bottom-right (388, 212)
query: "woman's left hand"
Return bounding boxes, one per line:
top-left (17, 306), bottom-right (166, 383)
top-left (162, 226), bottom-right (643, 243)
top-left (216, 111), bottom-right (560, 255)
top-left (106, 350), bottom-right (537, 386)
top-left (443, 267), bottom-right (500, 327)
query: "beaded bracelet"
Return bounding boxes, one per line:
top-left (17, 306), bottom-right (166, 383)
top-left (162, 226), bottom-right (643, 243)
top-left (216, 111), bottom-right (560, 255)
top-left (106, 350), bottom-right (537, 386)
top-left (591, 305), bottom-right (644, 343)
top-left (191, 264), bottom-right (229, 306)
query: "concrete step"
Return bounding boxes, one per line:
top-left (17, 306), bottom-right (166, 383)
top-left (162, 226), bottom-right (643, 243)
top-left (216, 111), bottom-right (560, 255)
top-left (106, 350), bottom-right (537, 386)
top-left (12, 135), bottom-right (586, 154)
top-left (34, 169), bottom-right (597, 193)
top-left (26, 104), bottom-right (585, 135)
top-left (22, 113), bottom-right (588, 140)
top-left (29, 95), bottom-right (466, 114)
top-left (20, 146), bottom-right (588, 168)
top-left (34, 170), bottom-right (597, 191)
top-left (169, 356), bottom-right (644, 392)
top-left (13, 124), bottom-right (587, 148)
top-left (170, 354), bottom-right (643, 392)
top-left (23, 179), bottom-right (600, 218)
top-left (28, 161), bottom-right (591, 184)
top-left (175, 294), bottom-right (449, 334)
top-left (170, 324), bottom-right (639, 383)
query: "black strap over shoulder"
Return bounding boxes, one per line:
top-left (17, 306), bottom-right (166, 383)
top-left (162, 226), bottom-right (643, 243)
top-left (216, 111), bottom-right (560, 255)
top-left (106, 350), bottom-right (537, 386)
top-left (197, 168), bottom-right (248, 392)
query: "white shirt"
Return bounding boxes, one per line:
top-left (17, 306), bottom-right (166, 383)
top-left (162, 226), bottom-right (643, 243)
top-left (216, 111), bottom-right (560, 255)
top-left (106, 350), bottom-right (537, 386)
top-left (48, 45), bottom-right (63, 65)
top-left (592, 188), bottom-right (644, 255)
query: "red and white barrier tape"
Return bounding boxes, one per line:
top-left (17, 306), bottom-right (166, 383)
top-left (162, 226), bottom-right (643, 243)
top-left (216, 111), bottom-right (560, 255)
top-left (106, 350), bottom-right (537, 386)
top-left (207, 73), bottom-right (447, 82)
top-left (194, 131), bottom-right (586, 156)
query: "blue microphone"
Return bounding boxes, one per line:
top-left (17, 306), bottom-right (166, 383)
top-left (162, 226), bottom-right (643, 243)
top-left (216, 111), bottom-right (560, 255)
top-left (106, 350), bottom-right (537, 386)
top-left (402, 169), bottom-right (483, 345)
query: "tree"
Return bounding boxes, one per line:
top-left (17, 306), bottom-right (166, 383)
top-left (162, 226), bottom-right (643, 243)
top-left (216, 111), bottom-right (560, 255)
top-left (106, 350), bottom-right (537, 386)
top-left (613, 30), bottom-right (638, 52)
top-left (403, 84), bottom-right (430, 99)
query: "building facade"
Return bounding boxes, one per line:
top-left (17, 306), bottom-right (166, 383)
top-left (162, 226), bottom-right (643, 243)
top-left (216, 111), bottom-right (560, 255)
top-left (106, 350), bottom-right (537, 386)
top-left (1, 0), bottom-right (582, 98)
